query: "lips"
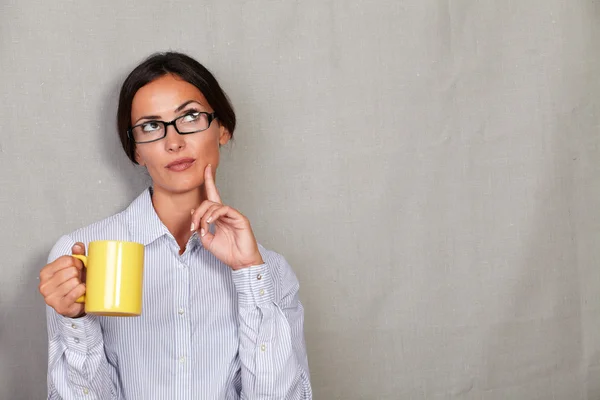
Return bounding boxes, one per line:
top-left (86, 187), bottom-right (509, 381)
top-left (166, 158), bottom-right (196, 172)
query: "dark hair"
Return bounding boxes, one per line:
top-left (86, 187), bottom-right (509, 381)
top-left (117, 52), bottom-right (236, 164)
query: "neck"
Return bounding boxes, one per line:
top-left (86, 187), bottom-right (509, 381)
top-left (150, 184), bottom-right (206, 253)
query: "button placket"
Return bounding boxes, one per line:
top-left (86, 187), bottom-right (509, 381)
top-left (174, 254), bottom-right (191, 385)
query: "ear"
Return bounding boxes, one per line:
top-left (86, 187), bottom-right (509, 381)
top-left (134, 149), bottom-right (145, 166)
top-left (218, 124), bottom-right (231, 146)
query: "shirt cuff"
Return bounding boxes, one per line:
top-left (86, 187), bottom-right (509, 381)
top-left (231, 264), bottom-right (275, 307)
top-left (58, 314), bottom-right (103, 352)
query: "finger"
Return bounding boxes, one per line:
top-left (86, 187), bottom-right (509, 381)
top-left (53, 276), bottom-right (82, 299)
top-left (48, 266), bottom-right (81, 289)
top-left (200, 204), bottom-right (223, 236)
top-left (40, 267), bottom-right (81, 297)
top-left (218, 216), bottom-right (238, 225)
top-left (191, 200), bottom-right (217, 231)
top-left (208, 206), bottom-right (247, 228)
top-left (203, 205), bottom-right (240, 229)
top-left (50, 283), bottom-right (86, 317)
top-left (63, 303), bottom-right (86, 318)
top-left (70, 242), bottom-right (86, 272)
top-left (204, 164), bottom-right (222, 203)
top-left (199, 222), bottom-right (216, 250)
top-left (39, 255), bottom-right (82, 282)
top-left (63, 282), bottom-right (86, 305)
top-left (72, 242), bottom-right (86, 255)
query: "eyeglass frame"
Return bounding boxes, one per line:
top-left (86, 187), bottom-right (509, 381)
top-left (127, 111), bottom-right (218, 144)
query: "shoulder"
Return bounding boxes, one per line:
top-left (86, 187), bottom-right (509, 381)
top-left (68, 212), bottom-right (130, 243)
top-left (47, 189), bottom-right (151, 263)
top-left (47, 211), bottom-right (130, 264)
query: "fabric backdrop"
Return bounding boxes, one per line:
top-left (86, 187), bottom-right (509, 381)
top-left (1, 1), bottom-right (598, 399)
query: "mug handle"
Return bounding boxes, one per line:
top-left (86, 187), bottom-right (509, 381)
top-left (71, 254), bottom-right (87, 304)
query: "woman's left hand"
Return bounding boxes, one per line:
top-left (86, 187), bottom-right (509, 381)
top-left (191, 164), bottom-right (264, 270)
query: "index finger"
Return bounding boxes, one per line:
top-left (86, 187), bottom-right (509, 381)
top-left (40, 255), bottom-right (83, 281)
top-left (204, 164), bottom-right (222, 203)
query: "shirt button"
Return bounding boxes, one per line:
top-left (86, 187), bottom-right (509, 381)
top-left (260, 344), bottom-right (266, 352)
top-left (178, 308), bottom-right (185, 315)
top-left (83, 387), bottom-right (89, 394)
top-left (259, 289), bottom-right (265, 296)
top-left (179, 356), bottom-right (186, 363)
top-left (71, 323), bottom-right (77, 329)
top-left (74, 338), bottom-right (80, 344)
top-left (256, 274), bottom-right (262, 280)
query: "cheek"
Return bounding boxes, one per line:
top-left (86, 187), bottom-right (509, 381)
top-left (136, 145), bottom-right (163, 167)
top-left (191, 132), bottom-right (221, 156)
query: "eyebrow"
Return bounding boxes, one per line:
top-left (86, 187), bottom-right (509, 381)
top-left (133, 100), bottom-right (204, 125)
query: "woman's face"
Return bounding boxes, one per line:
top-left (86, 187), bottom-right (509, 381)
top-left (131, 74), bottom-right (230, 195)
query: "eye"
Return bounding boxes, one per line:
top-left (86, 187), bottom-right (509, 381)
top-left (181, 112), bottom-right (200, 123)
top-left (141, 121), bottom-right (161, 132)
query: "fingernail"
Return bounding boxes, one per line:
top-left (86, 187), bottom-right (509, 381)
top-left (201, 228), bottom-right (206, 237)
top-left (190, 222), bottom-right (195, 232)
top-left (73, 244), bottom-right (82, 252)
top-left (206, 216), bottom-right (212, 223)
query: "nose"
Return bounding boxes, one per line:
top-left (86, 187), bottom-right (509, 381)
top-left (164, 124), bottom-right (185, 152)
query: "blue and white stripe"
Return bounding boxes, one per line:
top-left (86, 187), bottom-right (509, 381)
top-left (45, 188), bottom-right (312, 399)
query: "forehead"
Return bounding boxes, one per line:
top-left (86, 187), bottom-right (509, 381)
top-left (131, 74), bottom-right (209, 120)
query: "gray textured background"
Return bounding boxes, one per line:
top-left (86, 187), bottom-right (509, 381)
top-left (1, 1), bottom-right (599, 399)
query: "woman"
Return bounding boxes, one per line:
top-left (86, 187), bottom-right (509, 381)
top-left (38, 52), bottom-right (312, 399)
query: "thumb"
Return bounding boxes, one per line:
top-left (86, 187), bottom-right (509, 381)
top-left (71, 242), bottom-right (87, 281)
top-left (71, 242), bottom-right (86, 255)
top-left (199, 228), bottom-right (215, 253)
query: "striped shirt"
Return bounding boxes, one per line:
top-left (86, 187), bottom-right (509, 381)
top-left (45, 188), bottom-right (312, 399)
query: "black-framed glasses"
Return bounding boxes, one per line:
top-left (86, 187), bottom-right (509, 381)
top-left (127, 111), bottom-right (218, 144)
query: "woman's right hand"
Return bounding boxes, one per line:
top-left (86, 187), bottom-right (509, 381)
top-left (38, 242), bottom-right (87, 318)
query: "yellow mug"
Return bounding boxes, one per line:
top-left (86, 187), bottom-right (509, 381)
top-left (72, 240), bottom-right (144, 316)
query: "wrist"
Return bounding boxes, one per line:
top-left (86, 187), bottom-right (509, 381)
top-left (232, 255), bottom-right (264, 271)
top-left (231, 263), bottom-right (274, 307)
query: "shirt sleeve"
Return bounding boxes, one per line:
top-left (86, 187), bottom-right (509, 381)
top-left (231, 251), bottom-right (313, 399)
top-left (46, 235), bottom-right (121, 400)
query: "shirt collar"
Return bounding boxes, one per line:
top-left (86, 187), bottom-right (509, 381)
top-left (125, 187), bottom-right (203, 250)
top-left (126, 187), bottom-right (170, 246)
